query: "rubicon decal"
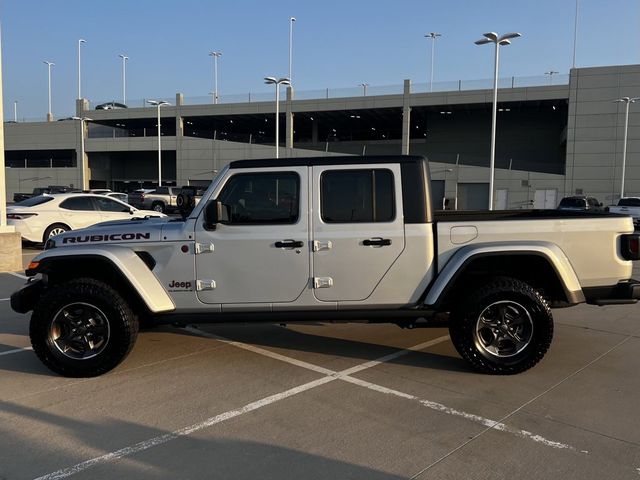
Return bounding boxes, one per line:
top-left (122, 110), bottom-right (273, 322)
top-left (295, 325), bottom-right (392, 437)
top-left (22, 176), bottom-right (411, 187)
top-left (168, 280), bottom-right (193, 291)
top-left (62, 233), bottom-right (151, 244)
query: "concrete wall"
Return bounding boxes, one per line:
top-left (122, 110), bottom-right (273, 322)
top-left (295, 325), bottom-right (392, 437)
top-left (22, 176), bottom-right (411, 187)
top-left (566, 65), bottom-right (640, 204)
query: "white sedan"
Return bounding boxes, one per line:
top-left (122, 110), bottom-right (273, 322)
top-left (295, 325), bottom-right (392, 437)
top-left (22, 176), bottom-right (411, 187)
top-left (8, 193), bottom-right (165, 243)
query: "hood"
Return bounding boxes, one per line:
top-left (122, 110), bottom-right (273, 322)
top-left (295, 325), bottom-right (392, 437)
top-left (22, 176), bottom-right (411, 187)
top-left (51, 216), bottom-right (173, 248)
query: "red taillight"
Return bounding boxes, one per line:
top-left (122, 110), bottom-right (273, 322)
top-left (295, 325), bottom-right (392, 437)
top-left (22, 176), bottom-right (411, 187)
top-left (7, 213), bottom-right (37, 220)
top-left (621, 234), bottom-right (640, 260)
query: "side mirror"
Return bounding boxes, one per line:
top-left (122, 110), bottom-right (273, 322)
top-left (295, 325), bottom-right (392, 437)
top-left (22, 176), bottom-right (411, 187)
top-left (203, 199), bottom-right (228, 230)
top-left (129, 208), bottom-right (135, 215)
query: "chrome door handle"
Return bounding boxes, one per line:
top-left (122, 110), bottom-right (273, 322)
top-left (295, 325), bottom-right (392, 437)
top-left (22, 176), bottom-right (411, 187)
top-left (275, 240), bottom-right (304, 248)
top-left (362, 238), bottom-right (391, 246)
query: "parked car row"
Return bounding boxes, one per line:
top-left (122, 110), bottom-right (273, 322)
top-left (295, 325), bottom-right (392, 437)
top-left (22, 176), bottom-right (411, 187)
top-left (7, 193), bottom-right (164, 244)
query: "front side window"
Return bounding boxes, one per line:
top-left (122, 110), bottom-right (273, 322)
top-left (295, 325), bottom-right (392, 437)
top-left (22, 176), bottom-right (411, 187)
top-left (59, 197), bottom-right (96, 211)
top-left (94, 197), bottom-right (130, 212)
top-left (321, 169), bottom-right (395, 223)
top-left (217, 172), bottom-right (299, 224)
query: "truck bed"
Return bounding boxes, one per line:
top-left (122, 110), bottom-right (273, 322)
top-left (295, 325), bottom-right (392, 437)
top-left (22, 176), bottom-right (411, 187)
top-left (434, 209), bottom-right (634, 289)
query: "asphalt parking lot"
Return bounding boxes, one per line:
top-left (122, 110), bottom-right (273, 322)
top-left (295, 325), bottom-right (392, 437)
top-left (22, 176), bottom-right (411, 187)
top-left (1, 247), bottom-right (639, 479)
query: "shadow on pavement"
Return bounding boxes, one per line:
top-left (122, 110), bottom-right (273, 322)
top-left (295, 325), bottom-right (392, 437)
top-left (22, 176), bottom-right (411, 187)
top-left (172, 323), bottom-right (468, 374)
top-left (0, 399), bottom-right (408, 479)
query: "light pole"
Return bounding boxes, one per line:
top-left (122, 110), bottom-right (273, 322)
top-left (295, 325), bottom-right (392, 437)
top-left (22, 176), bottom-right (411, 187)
top-left (289, 17), bottom-right (296, 83)
top-left (13, 101), bottom-right (17, 122)
top-left (545, 70), bottom-right (559, 85)
top-left (71, 116), bottom-right (93, 190)
top-left (425, 32), bottom-right (441, 92)
top-left (147, 100), bottom-right (170, 186)
top-left (264, 77), bottom-right (290, 158)
top-left (572, 0), bottom-right (579, 69)
top-left (474, 31), bottom-right (521, 210)
top-left (208, 51), bottom-right (222, 104)
top-left (43, 61), bottom-right (54, 121)
top-left (78, 39), bottom-right (86, 99)
top-left (615, 97), bottom-right (639, 198)
top-left (118, 54), bottom-right (129, 104)
top-left (359, 83), bottom-right (369, 96)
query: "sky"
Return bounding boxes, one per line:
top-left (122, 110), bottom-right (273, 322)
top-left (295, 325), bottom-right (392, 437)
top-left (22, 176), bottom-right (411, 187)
top-left (0, 0), bottom-right (639, 120)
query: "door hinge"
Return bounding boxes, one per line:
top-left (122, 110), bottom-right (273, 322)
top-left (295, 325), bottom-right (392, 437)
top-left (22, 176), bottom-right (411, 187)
top-left (196, 279), bottom-right (217, 291)
top-left (195, 242), bottom-right (215, 254)
top-left (312, 240), bottom-right (333, 252)
top-left (313, 277), bottom-right (333, 289)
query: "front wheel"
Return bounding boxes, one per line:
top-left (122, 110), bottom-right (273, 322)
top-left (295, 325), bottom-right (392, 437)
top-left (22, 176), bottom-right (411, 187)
top-left (30, 278), bottom-right (139, 377)
top-left (449, 277), bottom-right (553, 375)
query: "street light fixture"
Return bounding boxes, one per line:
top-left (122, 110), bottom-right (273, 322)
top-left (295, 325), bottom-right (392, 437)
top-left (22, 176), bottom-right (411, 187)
top-left (118, 54), bottom-right (129, 104)
top-left (545, 70), bottom-right (559, 85)
top-left (614, 97), bottom-right (640, 198)
top-left (43, 61), bottom-right (54, 121)
top-left (474, 31), bottom-right (521, 210)
top-left (358, 83), bottom-right (369, 96)
top-left (71, 116), bottom-right (93, 190)
top-left (289, 17), bottom-right (296, 83)
top-left (78, 39), bottom-right (86, 99)
top-left (264, 77), bottom-right (290, 158)
top-left (425, 32), bottom-right (442, 92)
top-left (147, 100), bottom-right (170, 186)
top-left (208, 51), bottom-right (222, 104)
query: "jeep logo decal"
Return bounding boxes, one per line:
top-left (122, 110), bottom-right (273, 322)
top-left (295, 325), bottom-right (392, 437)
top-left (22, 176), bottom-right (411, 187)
top-left (168, 280), bottom-right (192, 291)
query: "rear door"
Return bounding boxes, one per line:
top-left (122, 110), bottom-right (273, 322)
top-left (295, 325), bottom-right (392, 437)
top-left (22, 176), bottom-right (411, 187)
top-left (311, 164), bottom-right (405, 302)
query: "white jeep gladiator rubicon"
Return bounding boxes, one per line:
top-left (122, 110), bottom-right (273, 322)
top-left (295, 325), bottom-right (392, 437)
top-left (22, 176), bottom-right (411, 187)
top-left (10, 155), bottom-right (640, 377)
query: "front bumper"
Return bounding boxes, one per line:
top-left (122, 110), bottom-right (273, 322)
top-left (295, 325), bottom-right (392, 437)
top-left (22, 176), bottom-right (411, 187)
top-left (10, 279), bottom-right (44, 314)
top-left (584, 279), bottom-right (640, 306)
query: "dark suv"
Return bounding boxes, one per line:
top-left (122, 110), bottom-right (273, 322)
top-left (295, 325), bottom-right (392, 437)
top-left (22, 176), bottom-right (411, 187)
top-left (557, 196), bottom-right (604, 211)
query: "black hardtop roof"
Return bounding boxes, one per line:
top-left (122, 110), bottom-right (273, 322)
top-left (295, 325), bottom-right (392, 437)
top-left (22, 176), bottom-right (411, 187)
top-left (228, 155), bottom-right (426, 169)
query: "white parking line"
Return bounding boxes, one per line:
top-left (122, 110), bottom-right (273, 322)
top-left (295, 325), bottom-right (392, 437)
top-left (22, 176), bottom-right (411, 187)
top-left (0, 346), bottom-right (33, 357)
top-left (185, 326), bottom-right (574, 451)
top-left (0, 298), bottom-right (9, 302)
top-left (6, 272), bottom-right (27, 280)
top-left (35, 376), bottom-right (336, 480)
top-left (34, 327), bottom-right (576, 480)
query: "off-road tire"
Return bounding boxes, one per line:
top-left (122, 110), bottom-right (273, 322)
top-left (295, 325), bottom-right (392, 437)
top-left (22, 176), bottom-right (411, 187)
top-left (449, 276), bottom-right (553, 375)
top-left (30, 278), bottom-right (139, 377)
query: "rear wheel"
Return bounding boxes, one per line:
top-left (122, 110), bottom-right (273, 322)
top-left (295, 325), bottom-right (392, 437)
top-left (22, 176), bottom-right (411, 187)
top-left (30, 278), bottom-right (139, 377)
top-left (449, 277), bottom-right (553, 374)
top-left (43, 223), bottom-right (69, 242)
top-left (151, 202), bottom-right (165, 213)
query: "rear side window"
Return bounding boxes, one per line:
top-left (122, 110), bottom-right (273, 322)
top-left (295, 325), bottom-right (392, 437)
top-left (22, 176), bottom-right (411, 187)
top-left (558, 198), bottom-right (585, 208)
top-left (619, 198), bottom-right (640, 207)
top-left (321, 169), bottom-right (395, 223)
top-left (60, 197), bottom-right (96, 211)
top-left (218, 172), bottom-right (300, 224)
top-left (154, 187), bottom-right (168, 195)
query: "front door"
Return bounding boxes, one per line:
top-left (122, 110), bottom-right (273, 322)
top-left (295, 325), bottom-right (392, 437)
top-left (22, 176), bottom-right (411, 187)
top-left (311, 164), bottom-right (405, 302)
top-left (194, 167), bottom-right (309, 305)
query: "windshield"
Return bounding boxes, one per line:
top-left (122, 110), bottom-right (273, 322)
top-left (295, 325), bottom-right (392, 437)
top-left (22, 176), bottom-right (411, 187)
top-left (558, 198), bottom-right (585, 208)
top-left (14, 196), bottom-right (55, 207)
